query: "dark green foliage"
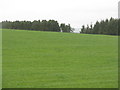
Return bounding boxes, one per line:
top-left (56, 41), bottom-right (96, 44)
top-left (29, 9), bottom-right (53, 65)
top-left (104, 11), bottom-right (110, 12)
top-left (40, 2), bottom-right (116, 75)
top-left (60, 23), bottom-right (72, 32)
top-left (80, 18), bottom-right (119, 35)
top-left (2, 20), bottom-right (72, 32)
top-left (118, 19), bottom-right (120, 35)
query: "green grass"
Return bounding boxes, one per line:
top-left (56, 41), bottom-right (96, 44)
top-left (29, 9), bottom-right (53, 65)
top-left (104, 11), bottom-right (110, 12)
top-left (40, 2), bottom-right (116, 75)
top-left (0, 29), bottom-right (2, 89)
top-left (2, 29), bottom-right (118, 88)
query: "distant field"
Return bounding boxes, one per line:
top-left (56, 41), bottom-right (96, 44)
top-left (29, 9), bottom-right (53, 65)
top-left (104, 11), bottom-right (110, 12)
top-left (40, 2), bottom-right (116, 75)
top-left (2, 29), bottom-right (118, 88)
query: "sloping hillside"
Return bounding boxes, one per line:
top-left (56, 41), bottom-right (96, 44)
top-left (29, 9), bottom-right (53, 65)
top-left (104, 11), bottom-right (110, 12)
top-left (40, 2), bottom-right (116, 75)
top-left (2, 29), bottom-right (118, 88)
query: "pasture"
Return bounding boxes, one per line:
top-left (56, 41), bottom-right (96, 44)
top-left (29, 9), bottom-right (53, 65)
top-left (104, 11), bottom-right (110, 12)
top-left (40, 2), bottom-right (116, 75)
top-left (2, 29), bottom-right (118, 88)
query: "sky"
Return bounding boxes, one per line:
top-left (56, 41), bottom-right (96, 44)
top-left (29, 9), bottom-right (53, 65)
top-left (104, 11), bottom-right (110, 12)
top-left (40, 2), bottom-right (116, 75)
top-left (0, 0), bottom-right (119, 28)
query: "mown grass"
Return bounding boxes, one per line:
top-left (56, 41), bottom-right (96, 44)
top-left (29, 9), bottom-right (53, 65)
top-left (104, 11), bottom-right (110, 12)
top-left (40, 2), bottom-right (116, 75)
top-left (2, 29), bottom-right (118, 88)
top-left (0, 29), bottom-right (2, 89)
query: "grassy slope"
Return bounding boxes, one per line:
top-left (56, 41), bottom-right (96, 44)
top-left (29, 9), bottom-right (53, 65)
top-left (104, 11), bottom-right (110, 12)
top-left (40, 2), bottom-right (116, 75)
top-left (2, 29), bottom-right (118, 88)
top-left (0, 29), bottom-right (2, 89)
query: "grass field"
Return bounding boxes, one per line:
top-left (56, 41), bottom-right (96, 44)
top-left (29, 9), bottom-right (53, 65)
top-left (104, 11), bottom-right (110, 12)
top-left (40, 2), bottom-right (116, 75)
top-left (0, 29), bottom-right (2, 89)
top-left (2, 29), bottom-right (118, 88)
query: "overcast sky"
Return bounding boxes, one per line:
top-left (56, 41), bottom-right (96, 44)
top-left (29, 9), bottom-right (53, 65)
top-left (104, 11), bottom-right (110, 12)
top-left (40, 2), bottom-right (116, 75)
top-left (0, 0), bottom-right (119, 28)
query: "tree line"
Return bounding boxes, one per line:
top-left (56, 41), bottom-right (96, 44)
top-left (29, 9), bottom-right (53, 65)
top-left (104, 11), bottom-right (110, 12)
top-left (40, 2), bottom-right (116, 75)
top-left (1, 18), bottom-right (119, 35)
top-left (1, 20), bottom-right (73, 32)
top-left (80, 18), bottom-right (119, 35)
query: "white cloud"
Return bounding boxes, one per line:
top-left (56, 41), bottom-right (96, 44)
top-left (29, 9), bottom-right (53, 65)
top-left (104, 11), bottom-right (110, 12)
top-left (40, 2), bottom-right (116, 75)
top-left (1, 0), bottom-right (119, 28)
